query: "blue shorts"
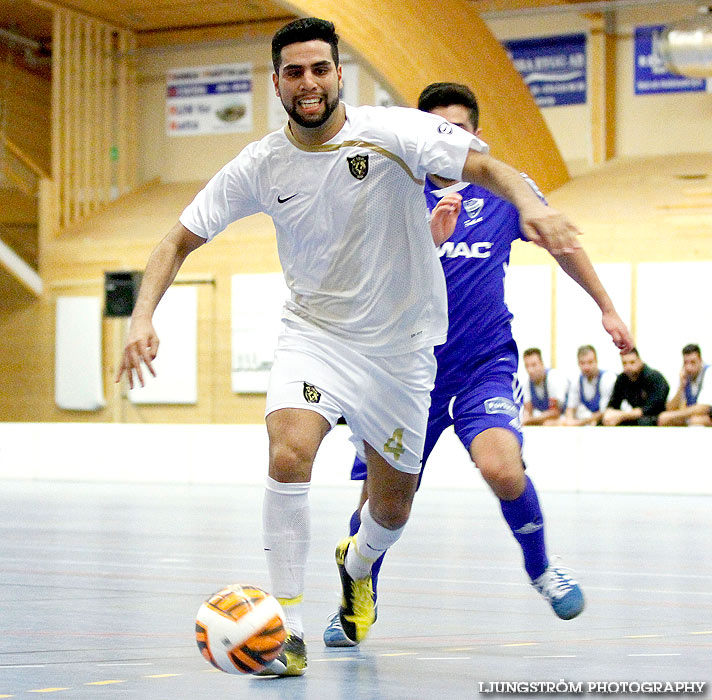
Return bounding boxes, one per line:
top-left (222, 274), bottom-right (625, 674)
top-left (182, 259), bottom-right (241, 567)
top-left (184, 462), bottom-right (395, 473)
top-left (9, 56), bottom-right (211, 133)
top-left (351, 341), bottom-right (523, 482)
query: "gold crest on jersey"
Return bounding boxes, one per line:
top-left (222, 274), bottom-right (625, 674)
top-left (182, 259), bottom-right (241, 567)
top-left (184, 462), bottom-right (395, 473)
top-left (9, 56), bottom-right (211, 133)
top-left (303, 382), bottom-right (321, 403)
top-left (347, 154), bottom-right (369, 180)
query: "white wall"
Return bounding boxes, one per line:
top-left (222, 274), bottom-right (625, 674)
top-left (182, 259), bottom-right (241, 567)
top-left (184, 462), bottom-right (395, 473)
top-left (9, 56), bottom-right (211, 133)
top-left (0, 423), bottom-right (709, 495)
top-left (636, 262), bottom-right (712, 388)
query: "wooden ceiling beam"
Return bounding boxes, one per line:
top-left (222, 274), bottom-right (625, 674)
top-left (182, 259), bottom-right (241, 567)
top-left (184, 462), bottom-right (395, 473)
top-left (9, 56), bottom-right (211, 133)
top-left (136, 17), bottom-right (296, 48)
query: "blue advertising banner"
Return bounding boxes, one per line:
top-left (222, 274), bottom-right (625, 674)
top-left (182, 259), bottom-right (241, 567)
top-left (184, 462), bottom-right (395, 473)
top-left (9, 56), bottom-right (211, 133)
top-left (634, 25), bottom-right (707, 94)
top-left (503, 34), bottom-right (587, 107)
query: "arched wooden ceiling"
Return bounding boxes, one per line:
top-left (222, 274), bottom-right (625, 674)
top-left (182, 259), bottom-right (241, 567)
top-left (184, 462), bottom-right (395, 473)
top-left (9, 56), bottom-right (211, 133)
top-left (275, 0), bottom-right (569, 191)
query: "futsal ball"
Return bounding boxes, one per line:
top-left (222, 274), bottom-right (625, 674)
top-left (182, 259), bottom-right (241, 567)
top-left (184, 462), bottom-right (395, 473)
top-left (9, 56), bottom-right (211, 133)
top-left (195, 584), bottom-right (286, 674)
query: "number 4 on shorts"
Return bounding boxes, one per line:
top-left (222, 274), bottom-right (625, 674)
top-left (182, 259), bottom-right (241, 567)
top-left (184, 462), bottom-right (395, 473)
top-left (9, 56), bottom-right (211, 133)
top-left (383, 428), bottom-right (405, 461)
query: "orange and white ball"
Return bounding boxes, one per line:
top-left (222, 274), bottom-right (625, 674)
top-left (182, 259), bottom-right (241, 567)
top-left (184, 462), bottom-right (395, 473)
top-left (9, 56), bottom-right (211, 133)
top-left (195, 584), bottom-right (286, 674)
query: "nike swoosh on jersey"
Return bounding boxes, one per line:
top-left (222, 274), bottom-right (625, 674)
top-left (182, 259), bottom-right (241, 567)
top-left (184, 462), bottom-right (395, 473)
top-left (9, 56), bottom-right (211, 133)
top-left (277, 193), bottom-right (298, 203)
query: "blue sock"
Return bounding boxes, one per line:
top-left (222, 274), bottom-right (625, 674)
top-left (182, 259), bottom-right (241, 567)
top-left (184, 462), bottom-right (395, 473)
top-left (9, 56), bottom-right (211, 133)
top-left (348, 507), bottom-right (383, 600)
top-left (499, 475), bottom-right (549, 581)
top-left (349, 508), bottom-right (360, 537)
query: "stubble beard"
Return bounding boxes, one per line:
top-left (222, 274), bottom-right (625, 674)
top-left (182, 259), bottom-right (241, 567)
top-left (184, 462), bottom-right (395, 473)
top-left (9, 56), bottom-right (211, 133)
top-left (284, 92), bottom-right (340, 129)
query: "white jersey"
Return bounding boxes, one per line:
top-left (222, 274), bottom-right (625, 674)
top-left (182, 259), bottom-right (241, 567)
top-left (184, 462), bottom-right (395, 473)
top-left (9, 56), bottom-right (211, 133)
top-left (522, 367), bottom-right (569, 416)
top-left (696, 373), bottom-right (712, 406)
top-left (566, 369), bottom-right (617, 420)
top-left (180, 103), bottom-right (486, 355)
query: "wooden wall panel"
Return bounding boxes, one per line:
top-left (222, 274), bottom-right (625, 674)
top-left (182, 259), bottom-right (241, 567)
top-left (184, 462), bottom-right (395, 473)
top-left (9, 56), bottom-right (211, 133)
top-left (0, 181), bottom-right (280, 423)
top-left (0, 61), bottom-right (51, 174)
top-left (50, 8), bottom-right (138, 229)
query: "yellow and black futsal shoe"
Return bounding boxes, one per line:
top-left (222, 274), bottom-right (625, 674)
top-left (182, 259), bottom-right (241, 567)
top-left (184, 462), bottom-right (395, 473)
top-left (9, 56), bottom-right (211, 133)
top-left (334, 536), bottom-right (376, 644)
top-left (255, 633), bottom-right (307, 677)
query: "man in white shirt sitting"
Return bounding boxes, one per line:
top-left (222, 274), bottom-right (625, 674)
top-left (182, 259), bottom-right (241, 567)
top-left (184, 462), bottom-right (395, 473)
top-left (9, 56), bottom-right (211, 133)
top-left (560, 345), bottom-right (616, 426)
top-left (521, 347), bottom-right (569, 425)
top-left (658, 344), bottom-right (712, 426)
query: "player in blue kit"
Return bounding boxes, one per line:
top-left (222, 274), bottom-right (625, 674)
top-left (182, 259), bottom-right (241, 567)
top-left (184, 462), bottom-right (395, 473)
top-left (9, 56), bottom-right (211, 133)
top-left (324, 82), bottom-right (634, 646)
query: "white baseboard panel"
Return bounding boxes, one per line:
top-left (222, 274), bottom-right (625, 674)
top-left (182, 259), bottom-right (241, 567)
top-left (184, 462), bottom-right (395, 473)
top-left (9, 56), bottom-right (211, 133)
top-left (0, 423), bottom-right (709, 495)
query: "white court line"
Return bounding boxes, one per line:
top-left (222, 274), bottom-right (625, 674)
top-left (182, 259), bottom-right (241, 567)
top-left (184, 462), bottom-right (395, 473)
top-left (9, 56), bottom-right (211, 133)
top-left (524, 655), bottom-right (577, 659)
top-left (0, 556), bottom-right (239, 572)
top-left (583, 569), bottom-right (712, 580)
top-left (96, 662), bottom-right (153, 667)
top-left (381, 576), bottom-right (712, 597)
top-left (0, 665), bottom-right (46, 669)
top-left (4, 546), bottom-right (712, 581)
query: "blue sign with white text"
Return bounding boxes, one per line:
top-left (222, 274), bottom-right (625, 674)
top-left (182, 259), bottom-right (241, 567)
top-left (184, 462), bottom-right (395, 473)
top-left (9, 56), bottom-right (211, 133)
top-left (634, 25), bottom-right (706, 94)
top-left (504, 34), bottom-right (587, 107)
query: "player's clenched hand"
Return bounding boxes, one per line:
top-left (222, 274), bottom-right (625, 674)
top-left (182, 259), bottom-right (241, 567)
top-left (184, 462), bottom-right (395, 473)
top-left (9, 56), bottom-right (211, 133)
top-left (602, 309), bottom-right (634, 353)
top-left (430, 192), bottom-right (462, 246)
top-left (115, 317), bottom-right (159, 389)
top-left (519, 203), bottom-right (581, 255)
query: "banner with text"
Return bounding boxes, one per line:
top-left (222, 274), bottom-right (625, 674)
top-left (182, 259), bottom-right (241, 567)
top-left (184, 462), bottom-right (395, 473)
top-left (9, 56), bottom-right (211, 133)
top-left (503, 33), bottom-right (587, 107)
top-left (166, 63), bottom-right (253, 136)
top-left (634, 25), bottom-right (707, 95)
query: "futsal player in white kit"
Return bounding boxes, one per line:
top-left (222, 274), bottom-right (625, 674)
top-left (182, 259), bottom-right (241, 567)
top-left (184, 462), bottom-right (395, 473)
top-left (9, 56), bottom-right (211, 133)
top-left (116, 17), bottom-right (584, 676)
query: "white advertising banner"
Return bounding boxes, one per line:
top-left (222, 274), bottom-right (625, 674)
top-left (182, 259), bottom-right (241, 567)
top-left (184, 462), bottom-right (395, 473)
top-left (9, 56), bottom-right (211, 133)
top-left (232, 273), bottom-right (290, 393)
top-left (166, 63), bottom-right (253, 136)
top-left (128, 286), bottom-right (198, 405)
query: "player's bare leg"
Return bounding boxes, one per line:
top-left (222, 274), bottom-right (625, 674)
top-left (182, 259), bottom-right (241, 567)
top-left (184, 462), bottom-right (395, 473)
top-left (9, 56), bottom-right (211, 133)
top-left (471, 427), bottom-right (525, 500)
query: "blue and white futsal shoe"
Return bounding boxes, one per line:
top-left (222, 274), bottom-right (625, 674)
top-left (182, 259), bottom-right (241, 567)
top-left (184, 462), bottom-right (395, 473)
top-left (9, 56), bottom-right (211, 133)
top-left (531, 559), bottom-right (585, 620)
top-left (323, 610), bottom-right (359, 647)
top-left (323, 602), bottom-right (378, 647)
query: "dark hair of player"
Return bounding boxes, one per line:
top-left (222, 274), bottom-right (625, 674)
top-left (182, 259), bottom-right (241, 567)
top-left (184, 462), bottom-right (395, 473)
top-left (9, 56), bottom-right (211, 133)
top-left (418, 82), bottom-right (480, 130)
top-left (272, 18), bottom-right (340, 73)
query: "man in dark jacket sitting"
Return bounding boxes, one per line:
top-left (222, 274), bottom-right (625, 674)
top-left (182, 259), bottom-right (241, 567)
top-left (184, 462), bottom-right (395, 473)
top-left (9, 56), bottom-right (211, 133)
top-left (602, 348), bottom-right (669, 426)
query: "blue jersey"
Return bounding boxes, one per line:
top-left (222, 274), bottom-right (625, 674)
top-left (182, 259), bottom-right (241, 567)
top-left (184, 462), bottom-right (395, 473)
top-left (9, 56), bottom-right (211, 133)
top-left (580, 371), bottom-right (603, 413)
top-left (685, 365), bottom-right (709, 405)
top-left (425, 176), bottom-right (528, 387)
top-left (350, 176), bottom-right (539, 482)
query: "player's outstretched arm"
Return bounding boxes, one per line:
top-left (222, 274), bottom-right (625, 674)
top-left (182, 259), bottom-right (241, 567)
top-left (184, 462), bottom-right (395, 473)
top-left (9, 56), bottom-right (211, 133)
top-left (552, 248), bottom-right (634, 353)
top-left (460, 150), bottom-right (580, 255)
top-left (430, 192), bottom-right (462, 245)
top-left (115, 222), bottom-right (205, 388)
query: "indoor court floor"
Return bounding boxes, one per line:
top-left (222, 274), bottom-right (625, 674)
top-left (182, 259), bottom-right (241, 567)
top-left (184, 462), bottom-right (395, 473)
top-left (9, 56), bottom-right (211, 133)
top-left (0, 480), bottom-right (710, 699)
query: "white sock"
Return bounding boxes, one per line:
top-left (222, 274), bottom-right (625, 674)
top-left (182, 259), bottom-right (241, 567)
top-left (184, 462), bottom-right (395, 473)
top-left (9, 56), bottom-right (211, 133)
top-left (345, 500), bottom-right (404, 580)
top-left (262, 476), bottom-right (310, 639)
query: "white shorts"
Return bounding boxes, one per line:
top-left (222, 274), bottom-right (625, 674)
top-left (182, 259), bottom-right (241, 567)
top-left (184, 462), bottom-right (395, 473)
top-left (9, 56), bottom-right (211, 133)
top-left (265, 318), bottom-right (437, 474)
